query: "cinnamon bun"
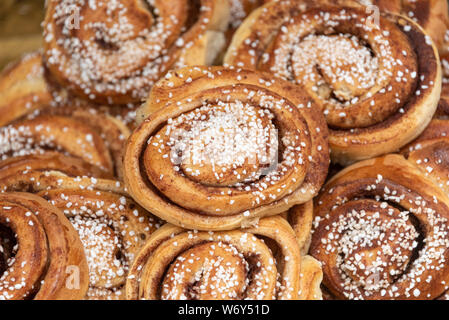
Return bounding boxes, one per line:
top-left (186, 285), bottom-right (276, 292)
top-left (0, 192), bottom-right (88, 300)
top-left (0, 51), bottom-right (141, 131)
top-left (0, 171), bottom-right (161, 300)
top-left (124, 66), bottom-right (329, 231)
top-left (310, 154), bottom-right (449, 299)
top-left (35, 106), bottom-right (131, 179)
top-left (0, 110), bottom-right (129, 180)
top-left (39, 179), bottom-right (161, 300)
top-left (126, 216), bottom-right (301, 300)
top-left (298, 0), bottom-right (449, 54)
top-left (225, 4), bottom-right (441, 165)
top-left (43, 0), bottom-right (230, 105)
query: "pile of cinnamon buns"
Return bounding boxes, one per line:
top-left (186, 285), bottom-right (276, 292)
top-left (1, 0), bottom-right (449, 300)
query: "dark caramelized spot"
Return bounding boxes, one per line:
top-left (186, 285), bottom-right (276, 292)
top-left (0, 224), bottom-right (17, 275)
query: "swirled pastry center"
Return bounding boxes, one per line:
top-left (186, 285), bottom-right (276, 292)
top-left (167, 102), bottom-right (278, 186)
top-left (257, 8), bottom-right (419, 129)
top-left (47, 0), bottom-right (179, 80)
top-left (161, 242), bottom-right (250, 300)
top-left (292, 34), bottom-right (380, 102)
top-left (70, 216), bottom-right (127, 289)
top-left (333, 201), bottom-right (419, 292)
top-left (143, 90), bottom-right (311, 216)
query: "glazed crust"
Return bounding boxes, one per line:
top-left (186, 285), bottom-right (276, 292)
top-left (281, 0), bottom-right (449, 54)
top-left (124, 66), bottom-right (329, 231)
top-left (0, 170), bottom-right (161, 300)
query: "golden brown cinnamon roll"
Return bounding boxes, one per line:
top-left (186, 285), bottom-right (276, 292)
top-left (0, 109), bottom-right (129, 179)
top-left (124, 66), bottom-right (329, 231)
top-left (0, 192), bottom-right (88, 300)
top-left (39, 180), bottom-right (161, 300)
top-left (225, 4), bottom-right (441, 165)
top-left (126, 216), bottom-right (301, 300)
top-left (0, 115), bottom-right (113, 175)
top-left (299, 0), bottom-right (449, 54)
top-left (0, 153), bottom-right (112, 190)
top-left (43, 0), bottom-right (230, 105)
top-left (310, 154), bottom-right (449, 299)
top-left (0, 172), bottom-right (162, 300)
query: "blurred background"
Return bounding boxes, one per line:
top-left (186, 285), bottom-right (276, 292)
top-left (0, 0), bottom-right (45, 69)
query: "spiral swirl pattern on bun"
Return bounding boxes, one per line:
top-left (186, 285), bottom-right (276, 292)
top-left (124, 66), bottom-right (329, 231)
